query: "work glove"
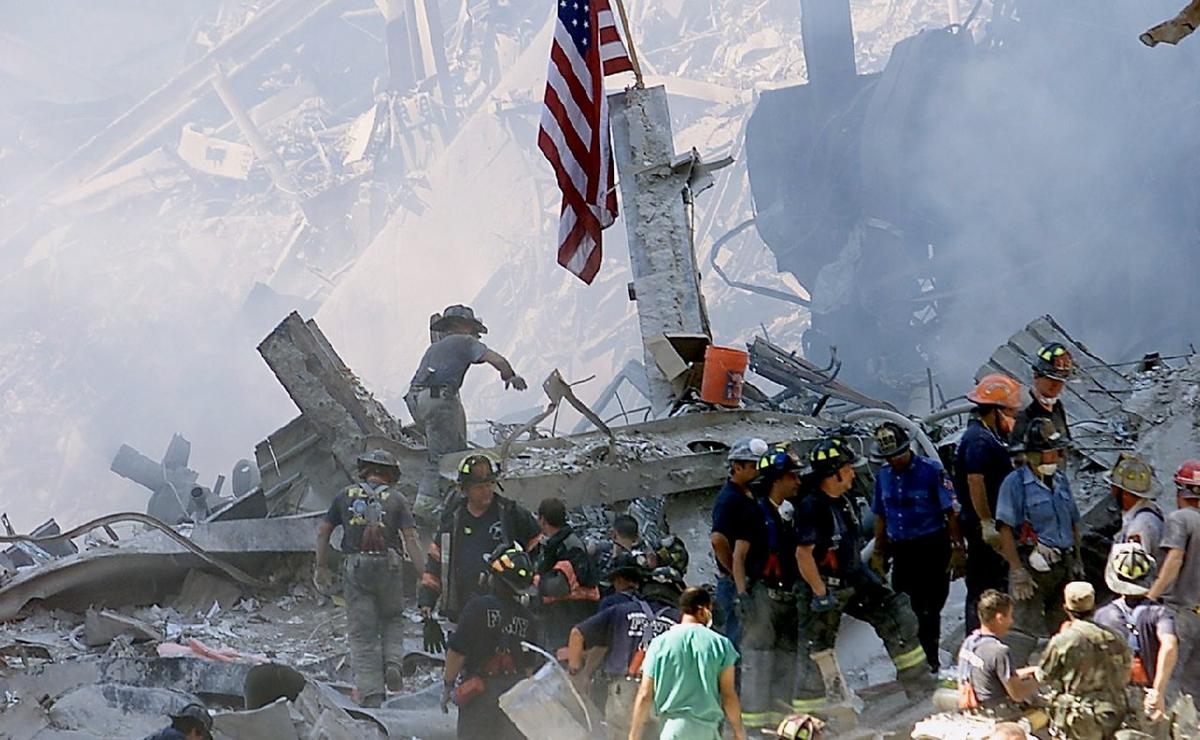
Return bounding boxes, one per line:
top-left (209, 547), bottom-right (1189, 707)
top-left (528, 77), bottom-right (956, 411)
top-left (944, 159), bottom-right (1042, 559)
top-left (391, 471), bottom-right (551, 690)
top-left (1071, 555), bottom-right (1087, 580)
top-left (811, 592), bottom-right (838, 613)
top-left (423, 617), bottom-right (446, 654)
top-left (440, 682), bottom-right (453, 714)
top-left (735, 592), bottom-right (754, 621)
top-left (1010, 566), bottom-right (1037, 601)
top-left (980, 519), bottom-right (1003, 550)
top-left (947, 545), bottom-right (968, 580)
top-left (312, 565), bottom-right (333, 594)
top-left (505, 374), bottom-right (528, 391)
top-left (869, 549), bottom-right (889, 578)
top-left (1145, 688), bottom-right (1165, 720)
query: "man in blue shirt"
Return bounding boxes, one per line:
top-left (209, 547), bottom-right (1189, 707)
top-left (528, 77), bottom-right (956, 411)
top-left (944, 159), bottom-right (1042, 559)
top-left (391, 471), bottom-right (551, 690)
top-left (955, 374), bottom-right (1022, 633)
top-left (995, 418), bottom-right (1082, 665)
top-left (870, 421), bottom-right (963, 671)
top-left (709, 437), bottom-right (767, 648)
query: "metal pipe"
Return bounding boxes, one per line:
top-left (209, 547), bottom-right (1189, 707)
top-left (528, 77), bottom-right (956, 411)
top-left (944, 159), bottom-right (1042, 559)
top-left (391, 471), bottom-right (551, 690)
top-left (844, 409), bottom-right (939, 459)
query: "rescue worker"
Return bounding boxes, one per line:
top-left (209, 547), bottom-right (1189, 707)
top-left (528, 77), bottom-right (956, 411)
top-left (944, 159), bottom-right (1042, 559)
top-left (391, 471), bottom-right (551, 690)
top-left (710, 437), bottom-right (767, 646)
top-left (314, 449), bottom-right (422, 707)
top-left (593, 513), bottom-right (655, 600)
top-left (956, 590), bottom-right (1040, 720)
top-left (1095, 542), bottom-right (1178, 726)
top-left (628, 587), bottom-right (746, 740)
top-left (1108, 454), bottom-right (1165, 555)
top-left (143, 703), bottom-right (213, 740)
top-left (741, 446), bottom-right (803, 730)
top-left (567, 565), bottom-right (684, 739)
top-left (441, 543), bottom-right (540, 740)
top-left (1038, 581), bottom-right (1132, 740)
top-left (1145, 460), bottom-right (1200, 702)
top-left (405, 305), bottom-right (528, 521)
top-left (869, 421), bottom-right (964, 671)
top-left (1010, 342), bottom-right (1073, 447)
top-left (792, 437), bottom-right (931, 713)
top-left (533, 497), bottom-right (600, 653)
top-left (419, 455), bottom-right (540, 623)
top-left (994, 418), bottom-right (1083, 665)
top-left (955, 373), bottom-right (1022, 633)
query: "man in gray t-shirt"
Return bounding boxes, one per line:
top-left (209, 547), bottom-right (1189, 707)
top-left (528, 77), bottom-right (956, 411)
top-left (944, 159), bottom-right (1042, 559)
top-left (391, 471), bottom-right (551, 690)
top-left (404, 305), bottom-right (526, 521)
top-left (1146, 460), bottom-right (1200, 700)
top-left (957, 590), bottom-right (1039, 718)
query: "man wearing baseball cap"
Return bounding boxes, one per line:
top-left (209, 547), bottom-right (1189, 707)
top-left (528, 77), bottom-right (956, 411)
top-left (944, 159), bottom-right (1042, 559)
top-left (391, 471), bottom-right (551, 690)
top-left (710, 437), bottom-right (767, 649)
top-left (1146, 460), bottom-right (1200, 701)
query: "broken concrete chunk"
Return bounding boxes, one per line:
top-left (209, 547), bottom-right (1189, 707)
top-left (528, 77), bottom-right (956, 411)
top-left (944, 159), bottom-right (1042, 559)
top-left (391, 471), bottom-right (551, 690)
top-left (0, 698), bottom-right (52, 740)
top-left (174, 570), bottom-right (243, 616)
top-left (83, 610), bottom-right (162, 648)
top-left (46, 684), bottom-right (184, 738)
top-left (212, 697), bottom-right (300, 740)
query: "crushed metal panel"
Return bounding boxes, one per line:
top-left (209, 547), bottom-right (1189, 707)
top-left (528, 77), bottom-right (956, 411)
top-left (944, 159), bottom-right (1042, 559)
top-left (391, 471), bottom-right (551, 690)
top-left (177, 126), bottom-right (254, 180)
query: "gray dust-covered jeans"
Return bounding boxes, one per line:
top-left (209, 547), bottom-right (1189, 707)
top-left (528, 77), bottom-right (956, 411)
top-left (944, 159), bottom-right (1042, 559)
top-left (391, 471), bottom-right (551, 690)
top-left (343, 554), bottom-right (406, 705)
top-left (405, 389), bottom-right (468, 521)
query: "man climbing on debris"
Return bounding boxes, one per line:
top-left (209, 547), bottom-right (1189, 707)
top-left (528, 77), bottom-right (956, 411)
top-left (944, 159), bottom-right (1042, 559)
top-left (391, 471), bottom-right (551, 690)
top-left (1038, 581), bottom-right (1132, 740)
top-left (441, 543), bottom-right (540, 740)
top-left (143, 702), bottom-right (213, 740)
top-left (314, 449), bottom-right (422, 707)
top-left (956, 590), bottom-right (1040, 721)
top-left (740, 446), bottom-right (803, 731)
top-left (567, 564), bottom-right (684, 739)
top-left (710, 437), bottom-right (768, 649)
top-left (955, 373), bottom-right (1022, 633)
top-left (995, 418), bottom-right (1082, 665)
top-left (1108, 454), bottom-right (1166, 555)
top-left (869, 421), bottom-right (964, 672)
top-left (628, 586), bottom-right (745, 740)
top-left (791, 437), bottom-right (931, 715)
top-left (1010, 342), bottom-right (1073, 448)
top-left (1145, 460), bottom-right (1200, 702)
top-left (593, 513), bottom-right (656, 601)
top-left (405, 304), bottom-right (528, 522)
top-left (533, 496), bottom-right (600, 653)
top-left (419, 454), bottom-right (540, 624)
top-left (1095, 542), bottom-right (1177, 729)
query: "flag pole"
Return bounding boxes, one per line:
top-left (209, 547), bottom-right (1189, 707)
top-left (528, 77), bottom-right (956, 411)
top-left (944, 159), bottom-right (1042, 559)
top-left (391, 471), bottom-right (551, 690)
top-left (610, 0), bottom-right (645, 88)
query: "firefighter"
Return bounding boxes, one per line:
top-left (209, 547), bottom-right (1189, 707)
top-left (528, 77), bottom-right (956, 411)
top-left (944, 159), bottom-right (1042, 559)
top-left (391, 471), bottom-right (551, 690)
top-left (533, 497), bottom-right (600, 654)
top-left (1107, 454), bottom-right (1166, 556)
top-left (711, 437), bottom-right (768, 646)
top-left (1010, 342), bottom-right (1073, 447)
top-left (994, 418), bottom-right (1082, 665)
top-left (593, 513), bottom-right (656, 601)
top-left (869, 421), bottom-right (964, 671)
top-left (791, 437), bottom-right (931, 713)
top-left (1095, 542), bottom-right (1177, 727)
top-left (404, 305), bottom-right (527, 521)
top-left (314, 449), bottom-right (422, 707)
top-left (741, 446), bottom-right (803, 730)
top-left (1145, 460), bottom-right (1200, 703)
top-left (955, 373), bottom-right (1022, 633)
top-left (419, 455), bottom-right (540, 628)
top-left (441, 543), bottom-right (540, 740)
top-left (566, 565), bottom-right (684, 739)
top-left (1038, 581), bottom-right (1132, 740)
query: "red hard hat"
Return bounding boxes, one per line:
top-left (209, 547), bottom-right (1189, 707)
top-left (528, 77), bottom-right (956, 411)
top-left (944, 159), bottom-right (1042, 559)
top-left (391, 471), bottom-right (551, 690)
top-left (967, 373), bottom-right (1024, 410)
top-left (1175, 460), bottom-right (1200, 492)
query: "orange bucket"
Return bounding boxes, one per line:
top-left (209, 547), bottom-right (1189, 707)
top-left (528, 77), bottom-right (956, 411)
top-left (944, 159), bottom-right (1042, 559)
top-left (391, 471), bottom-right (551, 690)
top-left (700, 345), bottom-right (749, 407)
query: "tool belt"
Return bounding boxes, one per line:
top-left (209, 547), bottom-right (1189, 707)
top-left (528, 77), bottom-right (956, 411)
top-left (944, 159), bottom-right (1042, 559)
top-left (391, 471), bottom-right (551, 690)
top-left (766, 586), bottom-right (794, 602)
top-left (411, 385), bottom-right (457, 399)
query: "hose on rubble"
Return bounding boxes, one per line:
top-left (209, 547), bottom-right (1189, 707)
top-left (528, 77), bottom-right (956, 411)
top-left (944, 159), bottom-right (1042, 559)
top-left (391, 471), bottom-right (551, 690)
top-left (843, 408), bottom-right (940, 460)
top-left (0, 512), bottom-right (268, 589)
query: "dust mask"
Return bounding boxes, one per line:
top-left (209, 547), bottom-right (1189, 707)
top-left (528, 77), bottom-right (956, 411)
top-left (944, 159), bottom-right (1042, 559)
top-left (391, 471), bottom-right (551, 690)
top-left (1034, 392), bottom-right (1059, 408)
top-left (1037, 463), bottom-right (1058, 477)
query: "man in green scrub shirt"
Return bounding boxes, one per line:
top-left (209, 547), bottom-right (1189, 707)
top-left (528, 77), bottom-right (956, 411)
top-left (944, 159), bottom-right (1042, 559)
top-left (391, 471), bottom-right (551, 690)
top-left (628, 587), bottom-right (746, 740)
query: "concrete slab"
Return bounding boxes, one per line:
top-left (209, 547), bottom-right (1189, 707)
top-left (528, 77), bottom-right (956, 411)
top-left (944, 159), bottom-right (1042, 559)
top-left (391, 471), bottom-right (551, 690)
top-left (212, 698), bottom-right (300, 740)
top-left (173, 570), bottom-right (243, 617)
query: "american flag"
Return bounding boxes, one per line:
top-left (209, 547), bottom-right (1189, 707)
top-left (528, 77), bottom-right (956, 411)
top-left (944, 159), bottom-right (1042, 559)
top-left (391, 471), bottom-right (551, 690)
top-left (538, 0), bottom-right (633, 284)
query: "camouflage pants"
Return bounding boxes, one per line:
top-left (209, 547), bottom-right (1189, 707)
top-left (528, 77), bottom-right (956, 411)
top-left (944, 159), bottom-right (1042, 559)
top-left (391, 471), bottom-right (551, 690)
top-left (343, 554), bottom-right (406, 706)
top-left (405, 390), bottom-right (467, 522)
top-left (1046, 692), bottom-right (1124, 740)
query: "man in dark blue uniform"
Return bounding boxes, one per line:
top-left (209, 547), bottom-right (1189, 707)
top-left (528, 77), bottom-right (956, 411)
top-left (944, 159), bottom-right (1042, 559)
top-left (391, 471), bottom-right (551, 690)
top-left (710, 437), bottom-right (767, 647)
top-left (870, 422), bottom-right (963, 671)
top-left (955, 374), bottom-right (1022, 633)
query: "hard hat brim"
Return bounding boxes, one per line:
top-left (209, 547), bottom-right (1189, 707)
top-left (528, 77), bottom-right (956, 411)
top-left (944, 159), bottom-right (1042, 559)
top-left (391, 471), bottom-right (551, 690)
top-left (1102, 471), bottom-right (1162, 498)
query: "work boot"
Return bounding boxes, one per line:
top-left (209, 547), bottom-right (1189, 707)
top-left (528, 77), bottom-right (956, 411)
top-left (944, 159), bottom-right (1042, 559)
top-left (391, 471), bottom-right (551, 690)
top-left (811, 649), bottom-right (863, 713)
top-left (385, 663), bottom-right (404, 693)
top-left (896, 663), bottom-right (937, 702)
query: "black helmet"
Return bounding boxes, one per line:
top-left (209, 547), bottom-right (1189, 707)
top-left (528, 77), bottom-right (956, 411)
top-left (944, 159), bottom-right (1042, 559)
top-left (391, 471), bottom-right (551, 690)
top-left (607, 550), bottom-right (649, 584)
top-left (1033, 342), bottom-right (1074, 381)
top-left (357, 448), bottom-right (400, 470)
top-left (431, 304), bottom-right (488, 335)
top-left (642, 566), bottom-right (686, 605)
top-left (486, 543), bottom-right (534, 592)
top-left (870, 422), bottom-right (912, 460)
top-left (757, 446), bottom-right (804, 479)
top-left (1012, 417), bottom-right (1066, 453)
top-left (807, 437), bottom-right (857, 477)
top-left (458, 453), bottom-right (501, 486)
top-left (170, 703), bottom-right (213, 738)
